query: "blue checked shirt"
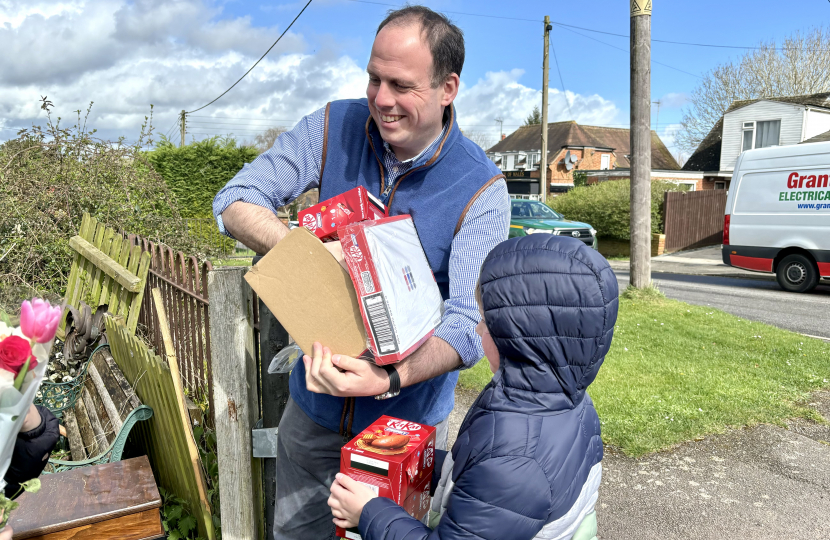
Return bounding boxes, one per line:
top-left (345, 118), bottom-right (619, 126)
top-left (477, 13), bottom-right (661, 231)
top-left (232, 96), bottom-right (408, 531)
top-left (214, 106), bottom-right (510, 367)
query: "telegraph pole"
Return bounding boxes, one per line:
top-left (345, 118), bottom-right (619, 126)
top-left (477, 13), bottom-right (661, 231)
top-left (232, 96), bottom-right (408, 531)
top-left (180, 110), bottom-right (186, 148)
top-left (630, 1), bottom-right (652, 288)
top-left (540, 16), bottom-right (552, 204)
top-left (494, 117), bottom-right (504, 139)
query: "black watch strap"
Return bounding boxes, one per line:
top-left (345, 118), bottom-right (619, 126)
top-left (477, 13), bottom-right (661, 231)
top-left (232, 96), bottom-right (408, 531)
top-left (375, 364), bottom-right (401, 400)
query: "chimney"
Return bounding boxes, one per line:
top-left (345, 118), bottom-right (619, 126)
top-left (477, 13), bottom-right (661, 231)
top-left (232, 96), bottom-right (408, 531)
top-left (501, 133), bottom-right (506, 140)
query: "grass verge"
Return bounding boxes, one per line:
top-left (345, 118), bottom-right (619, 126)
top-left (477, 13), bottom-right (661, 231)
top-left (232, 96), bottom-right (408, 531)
top-left (458, 288), bottom-right (830, 456)
top-left (210, 257), bottom-right (253, 267)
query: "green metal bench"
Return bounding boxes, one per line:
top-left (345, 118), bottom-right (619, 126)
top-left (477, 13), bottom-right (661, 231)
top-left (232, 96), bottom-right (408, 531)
top-left (47, 344), bottom-right (153, 473)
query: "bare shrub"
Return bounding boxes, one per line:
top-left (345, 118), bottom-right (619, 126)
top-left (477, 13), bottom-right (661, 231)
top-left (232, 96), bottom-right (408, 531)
top-left (677, 26), bottom-right (830, 153)
top-left (0, 101), bottom-right (216, 312)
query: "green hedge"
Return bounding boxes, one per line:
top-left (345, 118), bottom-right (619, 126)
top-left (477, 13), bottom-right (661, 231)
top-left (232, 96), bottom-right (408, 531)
top-left (146, 137), bottom-right (259, 218)
top-left (548, 179), bottom-right (688, 240)
top-left (0, 112), bottom-right (215, 313)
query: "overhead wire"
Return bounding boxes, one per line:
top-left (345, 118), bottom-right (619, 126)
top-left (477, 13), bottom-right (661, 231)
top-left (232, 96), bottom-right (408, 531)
top-left (347, 0), bottom-right (699, 79)
top-left (345, 0), bottom-right (820, 52)
top-left (163, 118), bottom-right (180, 140)
top-left (551, 22), bottom-right (701, 79)
top-left (189, 115), bottom-right (300, 122)
top-left (179, 0), bottom-right (700, 131)
top-left (185, 0), bottom-right (314, 114)
top-left (549, 37), bottom-right (573, 119)
top-left (188, 120), bottom-right (296, 127)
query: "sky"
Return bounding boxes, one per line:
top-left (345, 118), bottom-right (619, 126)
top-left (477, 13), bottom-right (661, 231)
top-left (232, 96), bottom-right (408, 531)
top-left (1, 0), bottom-right (827, 159)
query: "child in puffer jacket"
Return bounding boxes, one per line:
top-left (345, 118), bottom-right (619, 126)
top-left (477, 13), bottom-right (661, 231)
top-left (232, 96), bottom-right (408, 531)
top-left (328, 234), bottom-right (619, 540)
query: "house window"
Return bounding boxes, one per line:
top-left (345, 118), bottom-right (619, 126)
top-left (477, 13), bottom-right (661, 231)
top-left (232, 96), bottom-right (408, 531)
top-left (742, 122), bottom-right (754, 152)
top-left (742, 120), bottom-right (781, 151)
top-left (600, 154), bottom-right (610, 170)
top-left (756, 120), bottom-right (780, 148)
top-left (506, 154), bottom-right (514, 170)
top-left (714, 181), bottom-right (726, 190)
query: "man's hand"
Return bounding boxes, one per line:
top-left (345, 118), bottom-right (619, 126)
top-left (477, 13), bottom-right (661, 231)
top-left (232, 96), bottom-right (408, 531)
top-left (324, 242), bottom-right (347, 270)
top-left (303, 343), bottom-right (389, 397)
top-left (328, 473), bottom-right (378, 529)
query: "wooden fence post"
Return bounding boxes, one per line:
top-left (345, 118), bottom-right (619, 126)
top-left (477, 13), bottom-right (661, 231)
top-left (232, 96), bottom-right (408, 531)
top-left (208, 267), bottom-right (263, 539)
top-left (258, 299), bottom-right (291, 539)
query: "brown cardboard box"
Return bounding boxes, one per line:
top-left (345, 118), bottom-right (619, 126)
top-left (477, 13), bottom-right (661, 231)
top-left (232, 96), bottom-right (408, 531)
top-left (244, 226), bottom-right (368, 356)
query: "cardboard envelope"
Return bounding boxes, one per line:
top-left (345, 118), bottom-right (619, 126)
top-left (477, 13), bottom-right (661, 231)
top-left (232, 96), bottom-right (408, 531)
top-left (244, 227), bottom-right (368, 357)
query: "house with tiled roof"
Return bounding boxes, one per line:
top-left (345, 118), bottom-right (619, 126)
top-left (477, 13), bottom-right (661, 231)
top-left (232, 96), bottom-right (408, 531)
top-left (800, 128), bottom-right (830, 144)
top-left (486, 121), bottom-right (681, 199)
top-left (682, 92), bottom-right (830, 190)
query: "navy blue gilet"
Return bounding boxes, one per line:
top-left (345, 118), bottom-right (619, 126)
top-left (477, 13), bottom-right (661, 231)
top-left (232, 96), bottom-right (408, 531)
top-left (289, 98), bottom-right (503, 434)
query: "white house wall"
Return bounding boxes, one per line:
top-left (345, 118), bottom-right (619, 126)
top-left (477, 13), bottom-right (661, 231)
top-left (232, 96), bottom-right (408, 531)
top-left (805, 109), bottom-right (830, 140)
top-left (720, 101), bottom-right (806, 171)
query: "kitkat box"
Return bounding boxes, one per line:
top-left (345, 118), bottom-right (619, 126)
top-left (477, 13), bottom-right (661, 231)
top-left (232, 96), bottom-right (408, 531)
top-left (336, 416), bottom-right (435, 539)
top-left (339, 216), bottom-right (444, 365)
top-left (298, 186), bottom-right (386, 241)
top-left (336, 475), bottom-right (431, 539)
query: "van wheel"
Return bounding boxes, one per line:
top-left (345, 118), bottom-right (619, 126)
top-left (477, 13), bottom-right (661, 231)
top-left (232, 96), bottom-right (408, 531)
top-left (776, 254), bottom-right (818, 293)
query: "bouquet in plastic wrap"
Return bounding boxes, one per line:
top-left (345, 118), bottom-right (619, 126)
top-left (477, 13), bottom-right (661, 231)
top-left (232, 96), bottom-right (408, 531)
top-left (0, 299), bottom-right (61, 528)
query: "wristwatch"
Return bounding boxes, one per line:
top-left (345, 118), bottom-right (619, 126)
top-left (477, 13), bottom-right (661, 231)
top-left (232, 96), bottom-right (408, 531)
top-left (375, 364), bottom-right (401, 400)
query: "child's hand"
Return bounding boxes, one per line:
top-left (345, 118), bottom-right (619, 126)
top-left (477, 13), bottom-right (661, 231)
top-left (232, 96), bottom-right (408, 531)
top-left (328, 473), bottom-right (378, 529)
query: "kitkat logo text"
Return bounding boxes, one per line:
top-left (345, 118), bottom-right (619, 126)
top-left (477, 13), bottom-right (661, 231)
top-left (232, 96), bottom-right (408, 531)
top-left (301, 213), bottom-right (317, 231)
top-left (386, 419), bottom-right (421, 432)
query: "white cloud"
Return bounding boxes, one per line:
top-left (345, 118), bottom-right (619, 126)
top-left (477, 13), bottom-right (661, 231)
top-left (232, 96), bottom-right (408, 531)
top-left (0, 1), bottom-right (620, 149)
top-left (454, 70), bottom-right (620, 140)
top-left (0, 0), bottom-right (338, 142)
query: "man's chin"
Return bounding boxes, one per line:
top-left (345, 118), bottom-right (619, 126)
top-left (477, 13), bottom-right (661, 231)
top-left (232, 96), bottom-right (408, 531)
top-left (377, 126), bottom-right (406, 146)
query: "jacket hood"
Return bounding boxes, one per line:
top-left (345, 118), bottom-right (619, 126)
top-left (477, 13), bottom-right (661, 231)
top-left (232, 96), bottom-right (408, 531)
top-left (478, 234), bottom-right (618, 414)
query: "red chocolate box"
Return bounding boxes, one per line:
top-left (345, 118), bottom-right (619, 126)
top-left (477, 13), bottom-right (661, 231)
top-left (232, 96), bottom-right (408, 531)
top-left (339, 216), bottom-right (444, 365)
top-left (340, 416), bottom-right (435, 503)
top-left (336, 416), bottom-right (436, 539)
top-left (335, 474), bottom-right (431, 540)
top-left (298, 186), bottom-right (386, 242)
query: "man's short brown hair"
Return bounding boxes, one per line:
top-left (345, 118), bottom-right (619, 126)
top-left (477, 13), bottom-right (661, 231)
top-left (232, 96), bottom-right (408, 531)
top-left (377, 5), bottom-right (465, 88)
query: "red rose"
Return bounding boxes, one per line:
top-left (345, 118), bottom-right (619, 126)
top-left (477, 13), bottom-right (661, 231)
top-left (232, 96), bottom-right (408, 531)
top-left (0, 335), bottom-right (37, 376)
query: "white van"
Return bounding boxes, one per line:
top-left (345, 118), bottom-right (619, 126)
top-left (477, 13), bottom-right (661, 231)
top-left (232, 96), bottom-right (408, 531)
top-left (723, 141), bottom-right (830, 293)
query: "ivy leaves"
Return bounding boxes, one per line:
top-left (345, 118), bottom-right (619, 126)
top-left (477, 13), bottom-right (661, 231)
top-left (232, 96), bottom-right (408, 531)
top-left (160, 487), bottom-right (200, 540)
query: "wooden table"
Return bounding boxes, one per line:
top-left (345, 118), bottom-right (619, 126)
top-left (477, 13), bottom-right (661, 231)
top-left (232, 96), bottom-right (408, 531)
top-left (10, 456), bottom-right (163, 540)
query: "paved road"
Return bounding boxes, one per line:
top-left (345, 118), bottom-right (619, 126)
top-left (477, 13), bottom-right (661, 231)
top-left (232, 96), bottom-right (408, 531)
top-left (615, 271), bottom-right (830, 340)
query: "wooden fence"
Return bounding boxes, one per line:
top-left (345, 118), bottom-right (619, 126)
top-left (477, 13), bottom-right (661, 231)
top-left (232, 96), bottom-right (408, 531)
top-left (127, 234), bottom-right (216, 425)
top-left (208, 267), bottom-right (263, 539)
top-left (60, 213), bottom-right (151, 337)
top-left (663, 190), bottom-right (728, 253)
top-left (105, 316), bottom-right (215, 540)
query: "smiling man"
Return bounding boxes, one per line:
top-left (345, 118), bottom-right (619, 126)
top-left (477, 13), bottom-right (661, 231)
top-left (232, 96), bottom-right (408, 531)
top-left (213, 6), bottom-right (509, 539)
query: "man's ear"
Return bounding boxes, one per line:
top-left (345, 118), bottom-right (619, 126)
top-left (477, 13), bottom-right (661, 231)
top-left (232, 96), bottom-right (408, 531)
top-left (440, 73), bottom-right (460, 107)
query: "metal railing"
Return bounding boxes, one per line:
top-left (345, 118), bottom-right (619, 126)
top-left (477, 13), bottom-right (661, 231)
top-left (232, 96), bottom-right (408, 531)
top-left (127, 233), bottom-right (216, 425)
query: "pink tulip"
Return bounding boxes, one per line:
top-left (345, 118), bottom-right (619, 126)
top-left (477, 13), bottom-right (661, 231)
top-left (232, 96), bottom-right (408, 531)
top-left (20, 298), bottom-right (63, 344)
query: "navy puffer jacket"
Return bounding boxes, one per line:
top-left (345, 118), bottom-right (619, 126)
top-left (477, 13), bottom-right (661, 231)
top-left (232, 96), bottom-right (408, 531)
top-left (358, 235), bottom-right (619, 540)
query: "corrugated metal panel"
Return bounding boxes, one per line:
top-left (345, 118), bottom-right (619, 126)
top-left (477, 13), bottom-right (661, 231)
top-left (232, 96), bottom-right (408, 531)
top-left (720, 101), bottom-right (806, 171)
